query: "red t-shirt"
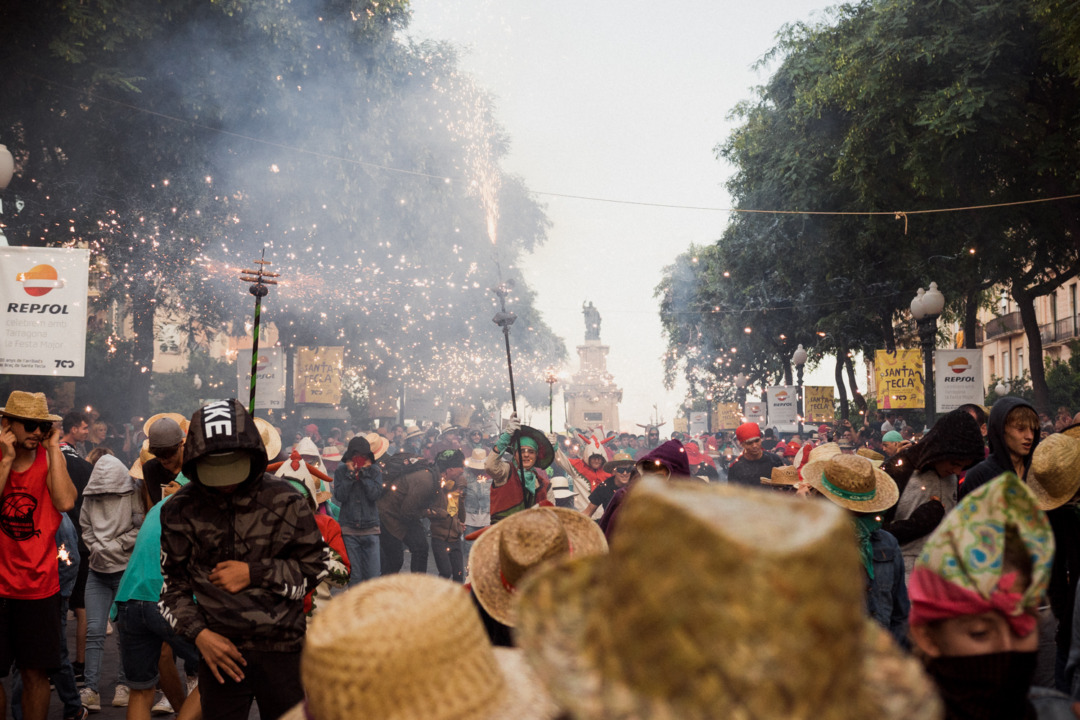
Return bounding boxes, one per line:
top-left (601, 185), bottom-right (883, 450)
top-left (0, 445), bottom-right (62, 598)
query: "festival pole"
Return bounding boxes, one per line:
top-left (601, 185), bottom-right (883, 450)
top-left (492, 281), bottom-right (527, 480)
top-left (239, 251), bottom-right (280, 418)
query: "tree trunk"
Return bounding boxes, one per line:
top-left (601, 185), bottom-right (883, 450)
top-left (782, 360), bottom-right (792, 387)
top-left (1012, 285), bottom-right (1049, 414)
top-left (964, 287), bottom-right (979, 350)
top-left (844, 353), bottom-right (868, 416)
top-left (835, 352), bottom-right (849, 422)
top-left (881, 312), bottom-right (897, 353)
top-left (129, 290), bottom-right (155, 419)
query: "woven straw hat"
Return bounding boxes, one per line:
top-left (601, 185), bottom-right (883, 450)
top-left (603, 452), bottom-right (636, 473)
top-left (1029, 432), bottom-right (1080, 510)
top-left (364, 432), bottom-right (390, 460)
top-left (280, 574), bottom-right (560, 720)
top-left (0, 391), bottom-right (61, 423)
top-left (128, 440), bottom-right (154, 480)
top-left (464, 447), bottom-right (489, 470)
top-left (470, 506), bottom-right (607, 627)
top-left (806, 454), bottom-right (899, 513)
top-left (254, 417), bottom-right (281, 460)
top-left (514, 479), bottom-right (941, 719)
top-left (142, 412), bottom-right (189, 439)
top-left (761, 464), bottom-right (799, 486)
top-left (856, 447), bottom-right (885, 467)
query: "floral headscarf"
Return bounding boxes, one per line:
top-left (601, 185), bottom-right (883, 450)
top-left (908, 473), bottom-right (1054, 637)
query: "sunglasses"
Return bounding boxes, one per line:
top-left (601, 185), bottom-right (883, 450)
top-left (614, 467), bottom-right (632, 474)
top-left (18, 419), bottom-right (53, 434)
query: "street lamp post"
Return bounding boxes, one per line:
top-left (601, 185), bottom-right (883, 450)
top-left (791, 344), bottom-right (807, 437)
top-left (911, 282), bottom-right (945, 430)
top-left (734, 372), bottom-right (748, 411)
top-left (545, 369), bottom-right (559, 433)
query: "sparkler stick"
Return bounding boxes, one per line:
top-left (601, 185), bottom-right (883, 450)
top-left (492, 279), bottom-right (527, 484)
top-left (239, 250), bottom-right (280, 417)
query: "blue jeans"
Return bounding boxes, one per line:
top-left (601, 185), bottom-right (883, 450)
top-left (342, 534), bottom-right (380, 585)
top-left (115, 600), bottom-right (200, 690)
top-left (84, 569), bottom-right (127, 693)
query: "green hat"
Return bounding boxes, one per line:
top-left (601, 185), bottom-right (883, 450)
top-left (882, 431), bottom-right (903, 443)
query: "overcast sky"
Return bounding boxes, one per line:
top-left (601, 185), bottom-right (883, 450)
top-left (408, 0), bottom-right (841, 431)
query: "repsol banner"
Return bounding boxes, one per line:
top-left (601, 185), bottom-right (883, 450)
top-left (236, 348), bottom-right (286, 409)
top-left (935, 349), bottom-right (984, 413)
top-left (766, 386), bottom-right (799, 432)
top-left (0, 247), bottom-right (89, 377)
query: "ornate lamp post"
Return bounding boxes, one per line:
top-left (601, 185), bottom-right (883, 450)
top-left (734, 372), bottom-right (749, 410)
top-left (911, 282), bottom-right (945, 429)
top-left (545, 368), bottom-right (559, 433)
top-left (791, 344), bottom-right (808, 437)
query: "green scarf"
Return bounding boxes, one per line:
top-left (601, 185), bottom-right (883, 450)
top-left (853, 514), bottom-right (882, 581)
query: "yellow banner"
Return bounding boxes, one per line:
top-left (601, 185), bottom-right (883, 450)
top-left (673, 417), bottom-right (688, 434)
top-left (875, 349), bottom-right (925, 409)
top-left (713, 402), bottom-right (742, 430)
top-left (804, 386), bottom-right (835, 423)
top-left (294, 346), bottom-right (344, 405)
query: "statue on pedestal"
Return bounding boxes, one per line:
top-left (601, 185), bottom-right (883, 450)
top-left (582, 301), bottom-right (601, 341)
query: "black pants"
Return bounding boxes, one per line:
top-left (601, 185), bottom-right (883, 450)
top-left (431, 537), bottom-right (464, 583)
top-left (380, 521), bottom-right (428, 574)
top-left (198, 648), bottom-right (302, 720)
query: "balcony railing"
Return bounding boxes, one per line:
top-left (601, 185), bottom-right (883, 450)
top-left (983, 311), bottom-right (1024, 340)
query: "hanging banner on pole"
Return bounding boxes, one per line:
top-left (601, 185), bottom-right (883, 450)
top-left (804, 386), bottom-right (835, 423)
top-left (689, 411), bottom-right (708, 436)
top-left (713, 402), bottom-right (742, 431)
top-left (875, 349), bottom-right (925, 409)
top-left (935, 349), bottom-right (984, 413)
top-left (744, 401), bottom-right (766, 425)
top-left (294, 346), bottom-right (343, 404)
top-left (0, 246), bottom-right (89, 377)
top-left (236, 348), bottom-right (285, 409)
top-left (766, 386), bottom-right (799, 432)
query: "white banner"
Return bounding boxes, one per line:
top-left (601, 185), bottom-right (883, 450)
top-left (744, 401), bottom-right (766, 425)
top-left (0, 247), bottom-right (89, 377)
top-left (936, 349), bottom-right (984, 413)
top-left (767, 386), bottom-right (799, 432)
top-left (236, 348), bottom-right (286, 409)
top-left (689, 411), bottom-right (708, 436)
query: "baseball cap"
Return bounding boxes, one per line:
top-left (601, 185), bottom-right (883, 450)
top-left (149, 417), bottom-right (184, 448)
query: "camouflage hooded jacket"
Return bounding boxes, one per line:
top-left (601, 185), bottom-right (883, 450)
top-left (159, 400), bottom-right (329, 652)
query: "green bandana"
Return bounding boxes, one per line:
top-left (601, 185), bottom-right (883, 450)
top-left (853, 514), bottom-right (882, 581)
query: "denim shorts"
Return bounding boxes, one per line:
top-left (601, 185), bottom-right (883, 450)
top-left (115, 600), bottom-right (200, 689)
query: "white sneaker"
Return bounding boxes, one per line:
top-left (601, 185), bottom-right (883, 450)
top-left (79, 687), bottom-right (101, 713)
top-left (151, 694), bottom-right (174, 716)
top-left (112, 684), bottom-right (130, 707)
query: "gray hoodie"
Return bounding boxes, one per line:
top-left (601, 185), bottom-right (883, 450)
top-left (80, 454), bottom-right (142, 573)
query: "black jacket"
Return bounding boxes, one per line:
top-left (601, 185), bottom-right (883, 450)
top-left (958, 396), bottom-right (1038, 500)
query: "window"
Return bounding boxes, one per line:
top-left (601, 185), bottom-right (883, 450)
top-left (1017, 350), bottom-right (1024, 378)
top-left (1003, 352), bottom-right (1012, 379)
top-left (989, 355), bottom-right (996, 378)
top-left (1072, 284), bottom-right (1078, 335)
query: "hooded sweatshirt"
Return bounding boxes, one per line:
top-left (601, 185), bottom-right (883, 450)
top-left (159, 399), bottom-right (329, 653)
top-left (958, 396), bottom-right (1039, 500)
top-left (80, 454), bottom-right (142, 573)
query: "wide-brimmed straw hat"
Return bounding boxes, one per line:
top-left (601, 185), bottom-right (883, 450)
top-left (514, 479), bottom-right (941, 719)
top-left (806, 454), bottom-right (899, 513)
top-left (603, 452), bottom-right (635, 473)
top-left (143, 412), bottom-right (189, 439)
top-left (761, 465), bottom-right (799, 486)
top-left (128, 440), bottom-right (154, 480)
top-left (856, 447), bottom-right (885, 467)
top-left (549, 476), bottom-right (576, 500)
top-left (364, 432), bottom-right (390, 460)
top-left (470, 506), bottom-right (607, 627)
top-left (464, 448), bottom-right (489, 470)
top-left (0, 391), bottom-right (61, 423)
top-left (1029, 432), bottom-right (1080, 510)
top-left (762, 442), bottom-right (840, 487)
top-left (279, 574), bottom-right (560, 720)
top-left (254, 417), bottom-right (281, 461)
top-left (404, 425), bottom-right (424, 440)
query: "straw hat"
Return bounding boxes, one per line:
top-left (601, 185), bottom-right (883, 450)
top-left (0, 391), bottom-right (61, 423)
top-left (856, 447), bottom-right (885, 467)
top-left (254, 417), bottom-right (281, 461)
top-left (142, 412), bottom-right (189, 439)
top-left (603, 452), bottom-right (635, 474)
top-left (806, 454), bottom-right (899, 513)
top-left (464, 448), bottom-right (489, 470)
top-left (404, 426), bottom-right (424, 441)
top-left (514, 479), bottom-right (941, 719)
top-left (1028, 432), bottom-right (1080, 510)
top-left (280, 574), bottom-right (560, 720)
top-left (1061, 422), bottom-right (1080, 440)
top-left (364, 432), bottom-right (390, 460)
top-left (761, 464), bottom-right (799, 486)
top-left (470, 507), bottom-right (607, 627)
top-left (128, 440), bottom-right (153, 480)
top-left (549, 476), bottom-right (576, 500)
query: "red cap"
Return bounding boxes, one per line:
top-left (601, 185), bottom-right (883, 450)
top-left (735, 422), bottom-right (761, 443)
top-left (783, 440), bottom-right (800, 457)
top-left (818, 424), bottom-right (830, 434)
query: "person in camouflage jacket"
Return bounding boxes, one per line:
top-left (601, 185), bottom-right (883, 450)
top-left (159, 399), bottom-right (329, 720)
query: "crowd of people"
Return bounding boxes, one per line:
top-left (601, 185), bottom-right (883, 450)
top-left (6, 388), bottom-right (1080, 719)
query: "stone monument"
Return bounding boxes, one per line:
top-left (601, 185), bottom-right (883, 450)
top-left (565, 302), bottom-right (622, 431)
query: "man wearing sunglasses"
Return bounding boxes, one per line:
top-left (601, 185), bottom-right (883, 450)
top-left (0, 391), bottom-right (78, 720)
top-left (582, 453), bottom-right (635, 518)
top-left (726, 422), bottom-right (785, 488)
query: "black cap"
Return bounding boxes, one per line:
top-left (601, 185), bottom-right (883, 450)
top-left (342, 436), bottom-right (373, 463)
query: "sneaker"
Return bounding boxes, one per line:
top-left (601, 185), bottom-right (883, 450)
top-left (64, 706), bottom-right (90, 720)
top-left (79, 687), bottom-right (101, 713)
top-left (111, 684), bottom-right (130, 708)
top-left (151, 694), bottom-right (174, 716)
